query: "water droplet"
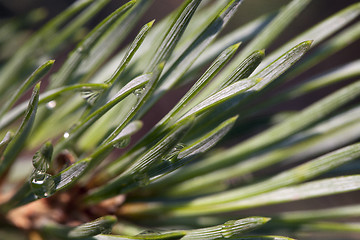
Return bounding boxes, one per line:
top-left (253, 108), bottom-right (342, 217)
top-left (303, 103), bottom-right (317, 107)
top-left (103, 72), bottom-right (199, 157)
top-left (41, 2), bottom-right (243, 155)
top-left (99, 226), bottom-right (111, 234)
top-left (133, 173), bottom-right (150, 187)
top-left (30, 142), bottom-right (55, 198)
top-left (76, 47), bottom-right (89, 57)
top-left (220, 220), bottom-right (236, 238)
top-left (63, 132), bottom-right (70, 138)
top-left (45, 100), bottom-right (57, 109)
top-left (33, 153), bottom-right (49, 172)
top-left (31, 171), bottom-right (46, 185)
top-left (162, 143), bottom-right (186, 162)
top-left (32, 142), bottom-right (53, 171)
top-left (113, 137), bottom-right (130, 149)
top-left (174, 143), bottom-right (186, 151)
top-left (137, 230), bottom-right (162, 236)
top-left (77, 47), bottom-right (85, 53)
top-left (133, 87), bottom-right (145, 97)
top-left (30, 171), bottom-right (55, 198)
top-left (81, 89), bottom-right (101, 105)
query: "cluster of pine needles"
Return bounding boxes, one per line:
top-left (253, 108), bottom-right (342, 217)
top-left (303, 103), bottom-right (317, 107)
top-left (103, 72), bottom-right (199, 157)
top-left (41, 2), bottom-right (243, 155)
top-left (0, 0), bottom-right (360, 239)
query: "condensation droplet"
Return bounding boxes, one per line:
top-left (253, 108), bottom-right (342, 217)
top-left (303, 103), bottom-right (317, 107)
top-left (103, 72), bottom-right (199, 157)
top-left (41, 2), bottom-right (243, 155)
top-left (30, 171), bottom-right (55, 198)
top-left (174, 143), bottom-right (186, 151)
top-left (32, 142), bottom-right (53, 171)
top-left (99, 226), bottom-right (111, 234)
top-left (30, 142), bottom-right (55, 198)
top-left (220, 220), bottom-right (236, 239)
top-left (137, 230), bottom-right (162, 236)
top-left (63, 132), bottom-right (70, 138)
top-left (32, 153), bottom-right (49, 172)
top-left (113, 137), bottom-right (130, 149)
top-left (162, 143), bottom-right (186, 162)
top-left (133, 87), bottom-right (145, 97)
top-left (31, 171), bottom-right (46, 185)
top-left (81, 89), bottom-right (101, 105)
top-left (133, 173), bottom-right (150, 187)
top-left (45, 100), bottom-right (57, 109)
top-left (77, 47), bottom-right (89, 57)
